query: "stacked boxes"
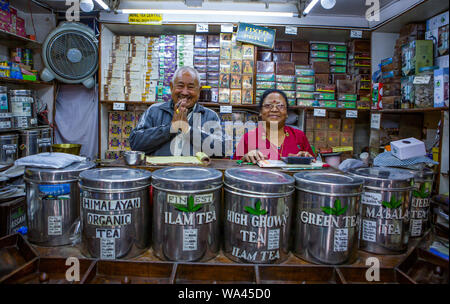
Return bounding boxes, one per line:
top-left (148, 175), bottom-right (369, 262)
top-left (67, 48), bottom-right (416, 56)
top-left (176, 35), bottom-right (194, 68)
top-left (276, 62), bottom-right (296, 106)
top-left (296, 65), bottom-right (315, 107)
top-left (103, 36), bottom-right (149, 102)
top-left (336, 79), bottom-right (357, 108)
top-left (256, 61), bottom-right (275, 102)
top-left (158, 35), bottom-right (177, 102)
top-left (218, 34), bottom-right (255, 104)
top-left (348, 40), bottom-right (371, 108)
top-left (144, 37), bottom-right (160, 101)
top-left (106, 111), bottom-right (144, 159)
top-left (401, 40), bottom-right (434, 77)
top-left (0, 2), bottom-right (26, 37)
top-left (207, 35), bottom-right (220, 92)
top-left (305, 113), bottom-right (355, 151)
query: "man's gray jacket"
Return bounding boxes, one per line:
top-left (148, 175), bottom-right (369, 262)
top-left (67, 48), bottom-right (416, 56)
top-left (129, 100), bottom-right (224, 156)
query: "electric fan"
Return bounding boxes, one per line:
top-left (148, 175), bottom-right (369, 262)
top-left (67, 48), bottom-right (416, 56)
top-left (40, 22), bottom-right (98, 89)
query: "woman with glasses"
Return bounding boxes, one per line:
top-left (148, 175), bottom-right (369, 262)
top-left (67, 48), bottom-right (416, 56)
top-left (234, 89), bottom-right (314, 163)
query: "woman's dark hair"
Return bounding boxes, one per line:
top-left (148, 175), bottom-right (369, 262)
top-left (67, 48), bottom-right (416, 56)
top-left (259, 89), bottom-right (289, 111)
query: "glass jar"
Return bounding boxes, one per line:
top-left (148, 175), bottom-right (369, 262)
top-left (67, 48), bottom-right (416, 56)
top-left (199, 85), bottom-right (212, 102)
top-left (413, 66), bottom-right (437, 108)
top-left (9, 89), bottom-right (37, 129)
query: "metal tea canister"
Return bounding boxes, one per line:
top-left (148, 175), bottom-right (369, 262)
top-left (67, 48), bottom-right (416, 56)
top-left (407, 168), bottom-right (435, 237)
top-left (151, 167), bottom-right (222, 262)
top-left (223, 168), bottom-right (295, 264)
top-left (79, 168), bottom-right (151, 260)
top-left (349, 167), bottom-right (415, 255)
top-left (24, 160), bottom-right (96, 246)
top-left (293, 172), bottom-right (364, 265)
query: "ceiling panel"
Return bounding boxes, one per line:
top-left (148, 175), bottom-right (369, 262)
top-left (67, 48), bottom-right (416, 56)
top-left (308, 0), bottom-right (399, 16)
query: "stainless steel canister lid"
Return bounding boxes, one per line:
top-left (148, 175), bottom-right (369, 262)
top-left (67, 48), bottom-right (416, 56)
top-left (25, 160), bottom-right (96, 183)
top-left (224, 168), bottom-right (295, 195)
top-left (79, 167), bottom-right (151, 192)
top-left (405, 167), bottom-right (435, 181)
top-left (9, 90), bottom-right (32, 96)
top-left (0, 134), bottom-right (19, 140)
top-left (348, 167), bottom-right (414, 190)
top-left (19, 129), bottom-right (40, 135)
top-left (294, 172), bottom-right (364, 196)
top-left (151, 166), bottom-right (222, 192)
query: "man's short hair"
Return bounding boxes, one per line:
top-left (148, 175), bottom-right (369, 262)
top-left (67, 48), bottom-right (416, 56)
top-left (171, 66), bottom-right (201, 87)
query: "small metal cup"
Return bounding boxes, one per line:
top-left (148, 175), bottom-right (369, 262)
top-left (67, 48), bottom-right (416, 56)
top-left (124, 151), bottom-right (145, 166)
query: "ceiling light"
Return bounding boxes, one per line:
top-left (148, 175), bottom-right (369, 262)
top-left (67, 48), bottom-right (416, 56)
top-left (303, 0), bottom-right (319, 16)
top-left (321, 0), bottom-right (336, 9)
top-left (94, 0), bottom-right (110, 10)
top-left (119, 9), bottom-right (294, 18)
top-left (80, 0), bottom-right (94, 12)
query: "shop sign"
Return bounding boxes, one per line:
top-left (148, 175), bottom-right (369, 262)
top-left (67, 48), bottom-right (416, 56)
top-left (350, 30), bottom-right (363, 38)
top-left (285, 26), bottom-right (297, 35)
top-left (221, 24), bottom-right (234, 33)
top-left (196, 23), bottom-right (209, 32)
top-left (346, 110), bottom-right (358, 118)
top-left (236, 23), bottom-right (276, 49)
top-left (128, 14), bottom-right (163, 25)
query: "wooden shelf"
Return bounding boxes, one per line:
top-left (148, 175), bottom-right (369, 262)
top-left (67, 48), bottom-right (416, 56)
top-left (0, 78), bottom-right (54, 87)
top-left (372, 107), bottom-right (449, 113)
top-left (0, 28), bottom-right (41, 50)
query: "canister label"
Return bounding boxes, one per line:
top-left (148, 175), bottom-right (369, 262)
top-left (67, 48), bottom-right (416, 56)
top-left (183, 228), bottom-right (198, 251)
top-left (100, 238), bottom-right (115, 259)
top-left (410, 219), bottom-right (423, 237)
top-left (11, 99), bottom-right (32, 117)
top-left (334, 229), bottom-right (349, 252)
top-left (48, 216), bottom-right (62, 236)
top-left (9, 205), bottom-right (26, 234)
top-left (164, 194), bottom-right (216, 226)
top-left (2, 144), bottom-right (16, 152)
top-left (167, 193), bottom-right (213, 205)
top-left (227, 201), bottom-right (289, 263)
top-left (0, 121), bottom-right (11, 129)
top-left (39, 184), bottom-right (71, 200)
top-left (361, 192), bottom-right (382, 206)
top-left (362, 219), bottom-right (377, 242)
top-left (83, 197), bottom-right (140, 211)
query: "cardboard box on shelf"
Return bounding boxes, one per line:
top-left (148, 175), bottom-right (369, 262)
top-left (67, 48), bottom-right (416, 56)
top-left (291, 52), bottom-right (309, 65)
top-left (337, 80), bottom-right (356, 94)
top-left (315, 74), bottom-right (330, 84)
top-left (314, 130), bottom-right (327, 144)
top-left (327, 131), bottom-right (340, 147)
top-left (340, 132), bottom-right (354, 146)
top-left (434, 67), bottom-right (449, 107)
top-left (328, 118), bottom-right (341, 131)
top-left (342, 119), bottom-right (355, 132)
top-left (313, 61), bottom-right (330, 74)
top-left (305, 116), bottom-right (315, 130)
top-left (305, 131), bottom-right (314, 142)
top-left (314, 117), bottom-right (328, 130)
top-left (292, 41), bottom-right (310, 52)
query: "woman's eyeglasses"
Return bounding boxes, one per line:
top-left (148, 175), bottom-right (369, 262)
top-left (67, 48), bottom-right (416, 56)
top-left (262, 103), bottom-right (286, 111)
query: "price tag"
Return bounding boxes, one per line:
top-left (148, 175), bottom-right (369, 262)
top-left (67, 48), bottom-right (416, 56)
top-left (371, 113), bottom-right (381, 129)
top-left (221, 24), bottom-right (233, 33)
top-left (220, 105), bottom-right (232, 114)
top-left (196, 23), bottom-right (209, 33)
top-left (313, 108), bottom-right (326, 117)
top-left (285, 26), bottom-right (297, 35)
top-left (350, 30), bottom-right (363, 38)
top-left (113, 102), bottom-right (126, 111)
top-left (413, 75), bottom-right (432, 84)
top-left (346, 110), bottom-right (358, 118)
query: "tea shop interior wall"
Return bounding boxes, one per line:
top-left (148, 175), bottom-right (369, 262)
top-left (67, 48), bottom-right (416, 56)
top-left (54, 84), bottom-right (99, 160)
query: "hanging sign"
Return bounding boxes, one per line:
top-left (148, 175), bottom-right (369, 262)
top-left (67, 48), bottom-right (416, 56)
top-left (113, 103), bottom-right (126, 111)
top-left (285, 26), bottom-right (297, 35)
top-left (236, 23), bottom-right (276, 49)
top-left (221, 24), bottom-right (234, 33)
top-left (346, 110), bottom-right (358, 118)
top-left (371, 113), bottom-right (381, 129)
top-left (313, 108), bottom-right (326, 117)
top-left (350, 30), bottom-right (363, 38)
top-left (128, 14), bottom-right (162, 25)
top-left (196, 23), bottom-right (209, 33)
top-left (220, 105), bottom-right (232, 114)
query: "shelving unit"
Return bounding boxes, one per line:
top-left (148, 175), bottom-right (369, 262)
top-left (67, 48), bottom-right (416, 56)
top-left (0, 28), bottom-right (41, 50)
top-left (0, 77), bottom-right (53, 87)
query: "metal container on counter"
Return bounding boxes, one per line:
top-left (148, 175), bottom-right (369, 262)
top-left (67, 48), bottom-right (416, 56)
top-left (0, 196), bottom-right (27, 237)
top-left (223, 168), bottom-right (295, 264)
top-left (24, 160), bottom-right (96, 246)
top-left (79, 168), bottom-right (151, 259)
top-left (151, 167), bottom-right (222, 262)
top-left (19, 129), bottom-right (40, 157)
top-left (0, 86), bottom-right (12, 130)
top-left (38, 126), bottom-right (53, 153)
top-left (407, 167), bottom-right (435, 238)
top-left (9, 90), bottom-right (37, 129)
top-left (0, 134), bottom-right (19, 165)
top-left (293, 172), bottom-right (364, 265)
top-left (349, 167), bottom-right (414, 255)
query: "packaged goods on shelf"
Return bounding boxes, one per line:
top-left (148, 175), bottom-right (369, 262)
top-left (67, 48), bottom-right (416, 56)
top-left (313, 61), bottom-right (330, 74)
top-left (295, 66), bottom-right (315, 76)
top-left (276, 82), bottom-right (296, 91)
top-left (219, 88), bottom-right (230, 103)
top-left (296, 84), bottom-right (315, 92)
top-left (256, 73), bottom-right (275, 81)
top-left (434, 67), bottom-right (449, 107)
top-left (329, 45), bottom-right (347, 52)
top-left (337, 94), bottom-right (357, 101)
top-left (276, 62), bottom-right (295, 75)
top-left (256, 81), bottom-right (276, 89)
top-left (340, 132), bottom-right (354, 146)
top-left (311, 51), bottom-right (329, 58)
top-left (314, 74), bottom-right (330, 84)
top-left (316, 92), bottom-right (335, 100)
top-left (284, 91), bottom-right (296, 99)
top-left (296, 91), bottom-right (315, 99)
top-left (297, 99), bottom-right (314, 106)
top-left (331, 66), bottom-right (346, 73)
top-left (311, 43), bottom-right (329, 51)
top-left (327, 130), bottom-right (340, 147)
top-left (337, 80), bottom-right (356, 94)
top-left (292, 41), bottom-right (310, 52)
top-left (381, 96), bottom-right (402, 109)
top-left (257, 51), bottom-right (272, 62)
top-left (316, 83), bottom-right (336, 92)
top-left (401, 40), bottom-right (434, 76)
top-left (230, 89), bottom-right (241, 104)
top-left (330, 59), bottom-right (347, 66)
top-left (314, 118), bottom-right (328, 130)
top-left (276, 75), bottom-right (296, 83)
top-left (274, 41), bottom-right (292, 52)
top-left (273, 52), bottom-right (290, 62)
top-left (291, 53), bottom-right (309, 65)
top-left (328, 118), bottom-right (341, 131)
top-left (329, 52), bottom-right (347, 59)
top-left (297, 76), bottom-right (315, 84)
top-left (337, 101), bottom-right (357, 108)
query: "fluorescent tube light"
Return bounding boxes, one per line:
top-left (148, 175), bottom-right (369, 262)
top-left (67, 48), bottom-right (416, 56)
top-left (119, 9), bottom-right (294, 18)
top-left (303, 0), bottom-right (319, 16)
top-left (95, 0), bottom-right (110, 10)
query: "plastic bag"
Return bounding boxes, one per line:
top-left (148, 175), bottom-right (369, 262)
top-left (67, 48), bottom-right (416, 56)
top-left (338, 159), bottom-right (367, 172)
top-left (14, 152), bottom-right (86, 169)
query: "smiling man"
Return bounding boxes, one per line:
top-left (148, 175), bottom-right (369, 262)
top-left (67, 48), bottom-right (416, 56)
top-left (129, 66), bottom-right (223, 156)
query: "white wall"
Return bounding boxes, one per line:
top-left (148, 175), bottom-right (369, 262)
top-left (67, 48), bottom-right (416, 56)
top-left (371, 32), bottom-right (399, 76)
